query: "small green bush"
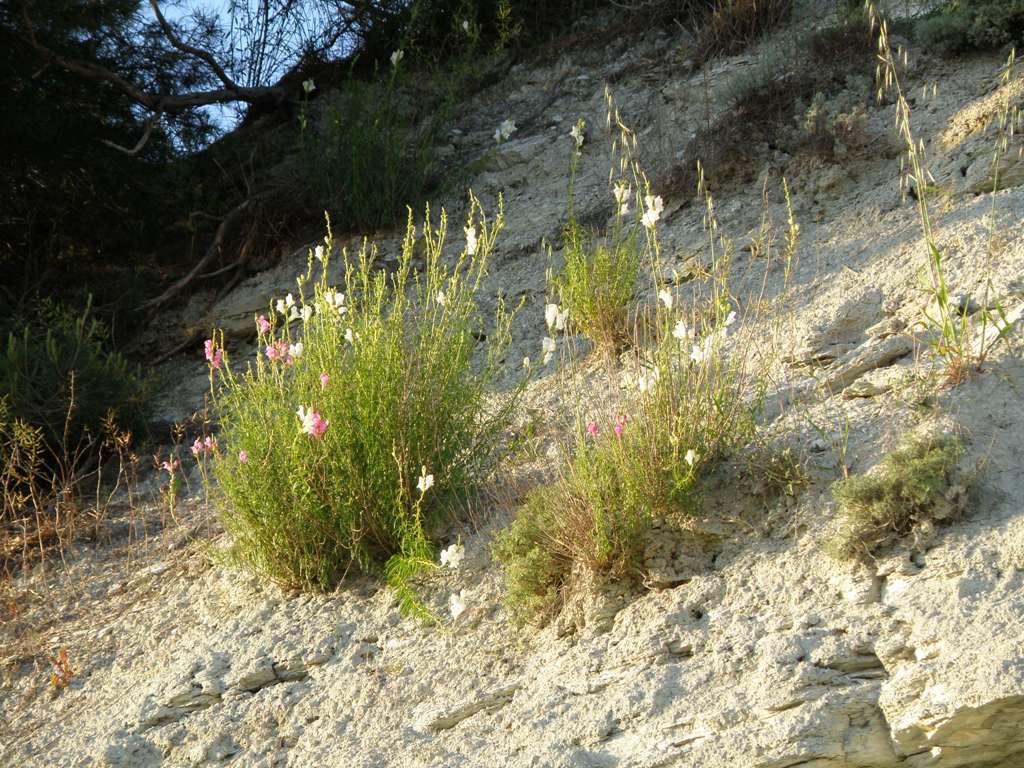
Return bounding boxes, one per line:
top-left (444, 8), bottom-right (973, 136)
top-left (829, 433), bottom-right (969, 560)
top-left (743, 443), bottom-right (806, 500)
top-left (676, 20), bottom-right (875, 189)
top-left (0, 297), bottom-right (149, 463)
top-left (553, 128), bottom-right (641, 358)
top-left (209, 198), bottom-right (521, 595)
top-left (493, 434), bottom-right (655, 624)
top-left (915, 0), bottom-right (1024, 54)
top-left (696, 0), bottom-right (794, 61)
top-left (1, 394), bottom-right (46, 522)
top-left (301, 72), bottom-right (441, 233)
top-left (555, 221), bottom-right (641, 358)
top-left (495, 308), bottom-right (759, 622)
top-left (496, 177), bottom-right (762, 623)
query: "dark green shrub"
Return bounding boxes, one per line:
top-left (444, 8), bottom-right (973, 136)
top-left (696, 0), bottom-right (794, 61)
top-left (915, 0), bottom-right (1024, 54)
top-left (0, 298), bottom-right (149, 463)
top-left (829, 434), bottom-right (970, 560)
top-left (301, 73), bottom-right (442, 233)
top-left (675, 20), bottom-right (875, 189)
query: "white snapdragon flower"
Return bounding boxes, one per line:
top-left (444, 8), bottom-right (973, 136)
top-left (672, 319), bottom-right (693, 341)
top-left (637, 367), bottom-right (660, 394)
top-left (314, 244), bottom-right (326, 263)
top-left (570, 122), bottom-right (584, 149)
top-left (494, 118), bottom-right (517, 143)
top-left (417, 466), bottom-right (434, 494)
top-left (545, 303), bottom-right (558, 330)
top-left (436, 290), bottom-right (447, 307)
top-left (289, 342), bottom-right (303, 358)
top-left (302, 79), bottom-right (315, 95)
top-left (642, 194), bottom-right (664, 229)
top-left (465, 225), bottom-right (478, 256)
top-left (542, 336), bottom-right (556, 365)
top-left (449, 589), bottom-right (468, 620)
top-left (522, 356), bottom-right (531, 370)
top-left (684, 449), bottom-right (698, 467)
top-left (323, 290), bottom-right (347, 316)
top-left (391, 49), bottom-right (404, 68)
top-left (300, 305), bottom-right (314, 323)
top-left (344, 328), bottom-right (355, 344)
top-left (544, 303), bottom-right (568, 331)
top-left (720, 310), bottom-right (738, 339)
top-left (276, 293), bottom-right (296, 316)
top-left (439, 543), bottom-right (465, 569)
top-left (658, 288), bottom-right (673, 310)
top-left (613, 182), bottom-right (631, 216)
top-left (295, 405), bottom-right (314, 432)
top-left (690, 336), bottom-right (714, 364)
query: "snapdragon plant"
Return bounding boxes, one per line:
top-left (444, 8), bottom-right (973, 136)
top-left (205, 197), bottom-right (521, 603)
top-left (495, 100), bottom-right (772, 625)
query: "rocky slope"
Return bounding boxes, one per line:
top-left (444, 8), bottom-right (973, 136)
top-left (3, 8), bottom-right (1024, 768)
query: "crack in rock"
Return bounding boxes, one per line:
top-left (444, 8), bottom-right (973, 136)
top-left (823, 335), bottom-right (914, 394)
top-left (139, 653), bottom-right (328, 730)
top-left (139, 687), bottom-right (222, 728)
top-left (421, 681), bottom-right (522, 732)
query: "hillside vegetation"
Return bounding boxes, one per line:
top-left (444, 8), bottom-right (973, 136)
top-left (3, 1), bottom-right (1024, 766)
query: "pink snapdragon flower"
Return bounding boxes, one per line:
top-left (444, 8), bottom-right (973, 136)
top-left (319, 372), bottom-right (330, 389)
top-left (238, 450), bottom-right (249, 464)
top-left (204, 339), bottom-right (222, 369)
top-left (160, 457), bottom-right (180, 474)
top-left (257, 314), bottom-right (271, 335)
top-left (614, 414), bottom-right (628, 439)
top-left (192, 436), bottom-right (217, 456)
top-left (586, 421), bottom-right (599, 437)
top-left (296, 406), bottom-right (329, 438)
top-left (265, 339), bottom-right (291, 364)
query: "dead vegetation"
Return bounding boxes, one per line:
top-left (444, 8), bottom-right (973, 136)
top-left (671, 20), bottom-right (878, 193)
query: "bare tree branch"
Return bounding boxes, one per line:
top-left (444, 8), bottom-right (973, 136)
top-left (147, 0), bottom-right (242, 93)
top-left (19, 0), bottom-right (394, 121)
top-left (24, 35), bottom-right (286, 113)
top-left (139, 198), bottom-right (252, 313)
top-left (100, 116), bottom-right (158, 155)
top-left (19, 1), bottom-right (288, 117)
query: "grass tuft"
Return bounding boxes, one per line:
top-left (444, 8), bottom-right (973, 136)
top-left (554, 133), bottom-right (642, 358)
top-left (696, 0), bottom-right (794, 62)
top-left (300, 73), bottom-right (442, 234)
top-left (829, 433), bottom-right (969, 560)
